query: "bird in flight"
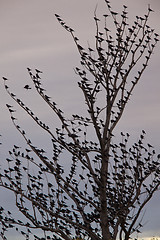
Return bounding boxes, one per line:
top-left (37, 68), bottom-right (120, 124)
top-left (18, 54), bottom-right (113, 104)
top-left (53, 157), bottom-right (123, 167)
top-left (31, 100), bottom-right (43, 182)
top-left (24, 85), bottom-right (31, 90)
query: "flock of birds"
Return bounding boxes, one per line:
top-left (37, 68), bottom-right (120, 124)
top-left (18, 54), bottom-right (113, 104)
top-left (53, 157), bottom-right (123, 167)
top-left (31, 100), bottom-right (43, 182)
top-left (0, 0), bottom-right (160, 239)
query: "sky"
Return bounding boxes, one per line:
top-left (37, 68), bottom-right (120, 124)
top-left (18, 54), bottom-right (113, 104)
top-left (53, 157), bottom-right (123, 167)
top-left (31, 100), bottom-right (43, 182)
top-left (0, 0), bottom-right (160, 239)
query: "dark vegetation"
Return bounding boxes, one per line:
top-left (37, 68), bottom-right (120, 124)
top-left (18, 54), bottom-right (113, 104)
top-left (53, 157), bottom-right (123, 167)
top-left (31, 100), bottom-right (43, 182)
top-left (0, 1), bottom-right (159, 240)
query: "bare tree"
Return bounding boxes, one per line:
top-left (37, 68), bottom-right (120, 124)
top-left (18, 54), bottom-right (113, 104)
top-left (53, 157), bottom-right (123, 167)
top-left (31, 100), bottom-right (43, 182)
top-left (0, 1), bottom-right (160, 240)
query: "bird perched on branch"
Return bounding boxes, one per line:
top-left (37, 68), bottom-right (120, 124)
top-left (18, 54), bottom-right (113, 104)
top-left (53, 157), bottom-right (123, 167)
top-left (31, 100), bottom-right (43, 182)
top-left (157, 154), bottom-right (160, 159)
top-left (35, 69), bottom-right (43, 74)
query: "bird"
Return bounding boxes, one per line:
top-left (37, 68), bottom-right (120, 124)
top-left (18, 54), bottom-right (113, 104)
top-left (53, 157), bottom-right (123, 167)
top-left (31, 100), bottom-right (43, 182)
top-left (6, 104), bottom-right (13, 108)
top-left (111, 11), bottom-right (118, 16)
top-left (94, 16), bottom-right (100, 21)
top-left (35, 69), bottom-right (43, 74)
top-left (148, 5), bottom-right (154, 12)
top-left (142, 130), bottom-right (146, 134)
top-left (121, 132), bottom-right (125, 136)
top-left (55, 14), bottom-right (60, 18)
top-left (147, 143), bottom-right (153, 148)
top-left (88, 47), bottom-right (94, 52)
top-left (24, 85), bottom-right (31, 90)
top-left (103, 14), bottom-right (109, 17)
top-left (77, 44), bottom-right (84, 51)
top-left (154, 38), bottom-right (159, 42)
top-left (2, 77), bottom-right (8, 81)
top-left (154, 33), bottom-right (159, 37)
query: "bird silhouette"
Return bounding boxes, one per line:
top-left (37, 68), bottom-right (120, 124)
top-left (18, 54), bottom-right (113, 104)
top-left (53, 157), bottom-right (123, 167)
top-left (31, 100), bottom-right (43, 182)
top-left (35, 69), bottom-right (43, 74)
top-left (24, 85), bottom-right (31, 90)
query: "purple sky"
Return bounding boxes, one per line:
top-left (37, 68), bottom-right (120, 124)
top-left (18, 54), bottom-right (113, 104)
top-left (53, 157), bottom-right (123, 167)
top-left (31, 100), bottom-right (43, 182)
top-left (0, 0), bottom-right (160, 239)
